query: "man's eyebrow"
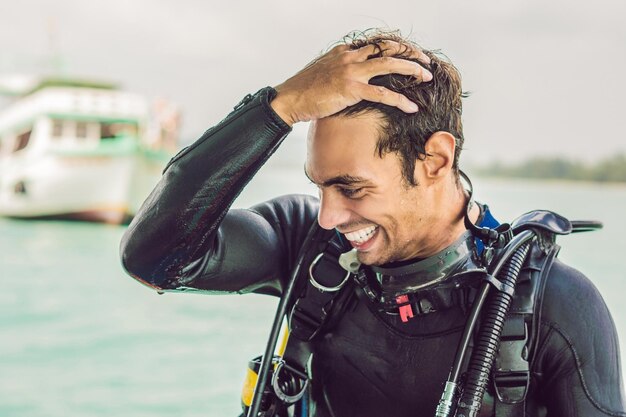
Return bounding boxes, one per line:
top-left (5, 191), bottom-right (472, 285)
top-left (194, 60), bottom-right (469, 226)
top-left (303, 167), bottom-right (368, 187)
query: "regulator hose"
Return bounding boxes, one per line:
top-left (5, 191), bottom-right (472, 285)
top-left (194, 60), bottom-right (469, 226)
top-left (247, 224), bottom-right (329, 417)
top-left (454, 236), bottom-right (532, 417)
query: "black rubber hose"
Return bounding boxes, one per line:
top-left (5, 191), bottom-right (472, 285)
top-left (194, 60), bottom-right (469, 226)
top-left (449, 282), bottom-right (491, 383)
top-left (247, 225), bottom-right (326, 417)
top-left (436, 230), bottom-right (535, 417)
top-left (570, 220), bottom-right (603, 233)
top-left (454, 240), bottom-right (532, 417)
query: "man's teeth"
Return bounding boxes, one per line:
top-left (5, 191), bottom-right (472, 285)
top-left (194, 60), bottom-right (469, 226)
top-left (344, 226), bottom-right (378, 244)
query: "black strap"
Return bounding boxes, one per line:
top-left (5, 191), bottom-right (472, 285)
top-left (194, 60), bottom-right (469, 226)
top-left (267, 227), bottom-right (353, 408)
top-left (493, 314), bottom-right (529, 417)
top-left (255, 225), bottom-right (351, 413)
top-left (491, 240), bottom-right (559, 417)
top-left (290, 231), bottom-right (351, 341)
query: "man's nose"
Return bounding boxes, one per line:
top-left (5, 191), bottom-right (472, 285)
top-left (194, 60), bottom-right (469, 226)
top-left (317, 190), bottom-right (351, 230)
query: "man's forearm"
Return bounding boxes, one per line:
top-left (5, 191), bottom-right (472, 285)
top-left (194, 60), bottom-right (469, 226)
top-left (120, 87), bottom-right (291, 289)
top-left (119, 39), bottom-right (433, 290)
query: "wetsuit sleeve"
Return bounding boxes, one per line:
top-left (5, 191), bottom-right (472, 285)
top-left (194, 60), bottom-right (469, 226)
top-left (119, 87), bottom-right (319, 296)
top-left (532, 260), bottom-right (626, 416)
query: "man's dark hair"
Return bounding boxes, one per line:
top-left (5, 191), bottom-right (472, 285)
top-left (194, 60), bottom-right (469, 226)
top-left (335, 29), bottom-right (467, 186)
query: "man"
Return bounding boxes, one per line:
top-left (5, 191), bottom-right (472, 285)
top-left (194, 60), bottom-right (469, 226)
top-left (120, 30), bottom-right (625, 416)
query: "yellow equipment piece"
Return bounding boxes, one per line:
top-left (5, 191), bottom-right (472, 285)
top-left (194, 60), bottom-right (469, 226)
top-left (241, 322), bottom-right (290, 407)
top-left (241, 367), bottom-right (258, 407)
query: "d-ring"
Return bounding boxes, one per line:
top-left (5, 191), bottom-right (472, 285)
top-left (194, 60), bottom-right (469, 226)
top-left (271, 360), bottom-right (309, 404)
top-left (308, 253), bottom-right (351, 292)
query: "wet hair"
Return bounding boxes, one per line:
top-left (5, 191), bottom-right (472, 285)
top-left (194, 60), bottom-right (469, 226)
top-left (335, 29), bottom-right (467, 186)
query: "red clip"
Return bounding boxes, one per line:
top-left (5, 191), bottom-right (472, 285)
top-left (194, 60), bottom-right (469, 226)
top-left (396, 295), bottom-right (414, 323)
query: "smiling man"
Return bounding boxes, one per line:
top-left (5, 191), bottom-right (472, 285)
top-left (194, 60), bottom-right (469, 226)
top-left (120, 30), bottom-right (625, 417)
top-left (306, 113), bottom-right (471, 265)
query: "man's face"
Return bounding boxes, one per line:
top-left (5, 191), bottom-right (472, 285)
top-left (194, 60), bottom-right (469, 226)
top-left (306, 112), bottom-right (440, 266)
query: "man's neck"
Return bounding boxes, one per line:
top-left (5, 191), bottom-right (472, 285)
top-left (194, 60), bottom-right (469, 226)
top-left (421, 184), bottom-right (479, 258)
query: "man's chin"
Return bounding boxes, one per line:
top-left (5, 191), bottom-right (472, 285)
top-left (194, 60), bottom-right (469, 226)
top-left (352, 229), bottom-right (391, 265)
top-left (356, 250), bottom-right (389, 267)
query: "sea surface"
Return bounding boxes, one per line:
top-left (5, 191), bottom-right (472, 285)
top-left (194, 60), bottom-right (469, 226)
top-left (2, 169), bottom-right (626, 417)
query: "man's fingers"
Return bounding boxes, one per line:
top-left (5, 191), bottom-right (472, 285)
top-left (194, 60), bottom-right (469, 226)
top-left (358, 84), bottom-right (419, 113)
top-left (351, 40), bottom-right (431, 65)
top-left (328, 44), bottom-right (352, 55)
top-left (356, 56), bottom-right (433, 82)
top-left (274, 40), bottom-right (430, 123)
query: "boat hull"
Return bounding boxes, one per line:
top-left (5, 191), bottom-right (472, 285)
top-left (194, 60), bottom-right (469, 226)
top-left (0, 151), bottom-right (165, 224)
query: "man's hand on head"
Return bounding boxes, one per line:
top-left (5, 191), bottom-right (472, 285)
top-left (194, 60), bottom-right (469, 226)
top-left (271, 41), bottom-right (433, 127)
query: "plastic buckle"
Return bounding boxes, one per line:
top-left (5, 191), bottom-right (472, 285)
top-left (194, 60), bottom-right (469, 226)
top-left (494, 320), bottom-right (530, 403)
top-left (396, 295), bottom-right (415, 322)
top-left (494, 371), bottom-right (530, 403)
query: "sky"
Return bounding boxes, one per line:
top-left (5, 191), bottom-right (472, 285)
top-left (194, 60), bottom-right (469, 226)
top-left (1, 0), bottom-right (625, 166)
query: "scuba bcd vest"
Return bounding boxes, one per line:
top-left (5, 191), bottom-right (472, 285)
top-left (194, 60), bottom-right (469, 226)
top-left (240, 195), bottom-right (602, 417)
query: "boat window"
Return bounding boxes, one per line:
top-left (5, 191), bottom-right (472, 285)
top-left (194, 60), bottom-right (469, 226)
top-left (76, 121), bottom-right (88, 139)
top-left (52, 119), bottom-right (64, 137)
top-left (13, 130), bottom-right (32, 152)
top-left (100, 122), bottom-right (138, 140)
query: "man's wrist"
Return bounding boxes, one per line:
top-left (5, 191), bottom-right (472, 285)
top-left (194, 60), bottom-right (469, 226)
top-left (232, 87), bottom-right (292, 132)
top-left (269, 86), bottom-right (297, 127)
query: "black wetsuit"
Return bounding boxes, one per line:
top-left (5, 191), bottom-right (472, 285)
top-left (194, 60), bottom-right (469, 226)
top-left (120, 87), bottom-right (626, 417)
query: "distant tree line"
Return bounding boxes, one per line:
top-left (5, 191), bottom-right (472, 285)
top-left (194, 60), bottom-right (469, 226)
top-left (476, 153), bottom-right (626, 183)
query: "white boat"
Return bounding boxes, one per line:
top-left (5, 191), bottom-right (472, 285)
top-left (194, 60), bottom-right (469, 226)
top-left (0, 77), bottom-right (178, 224)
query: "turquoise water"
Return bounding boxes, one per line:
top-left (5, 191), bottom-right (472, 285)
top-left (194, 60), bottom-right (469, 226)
top-left (2, 171), bottom-right (625, 417)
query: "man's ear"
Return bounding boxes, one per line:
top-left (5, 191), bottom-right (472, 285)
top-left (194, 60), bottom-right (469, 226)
top-left (420, 131), bottom-right (456, 180)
